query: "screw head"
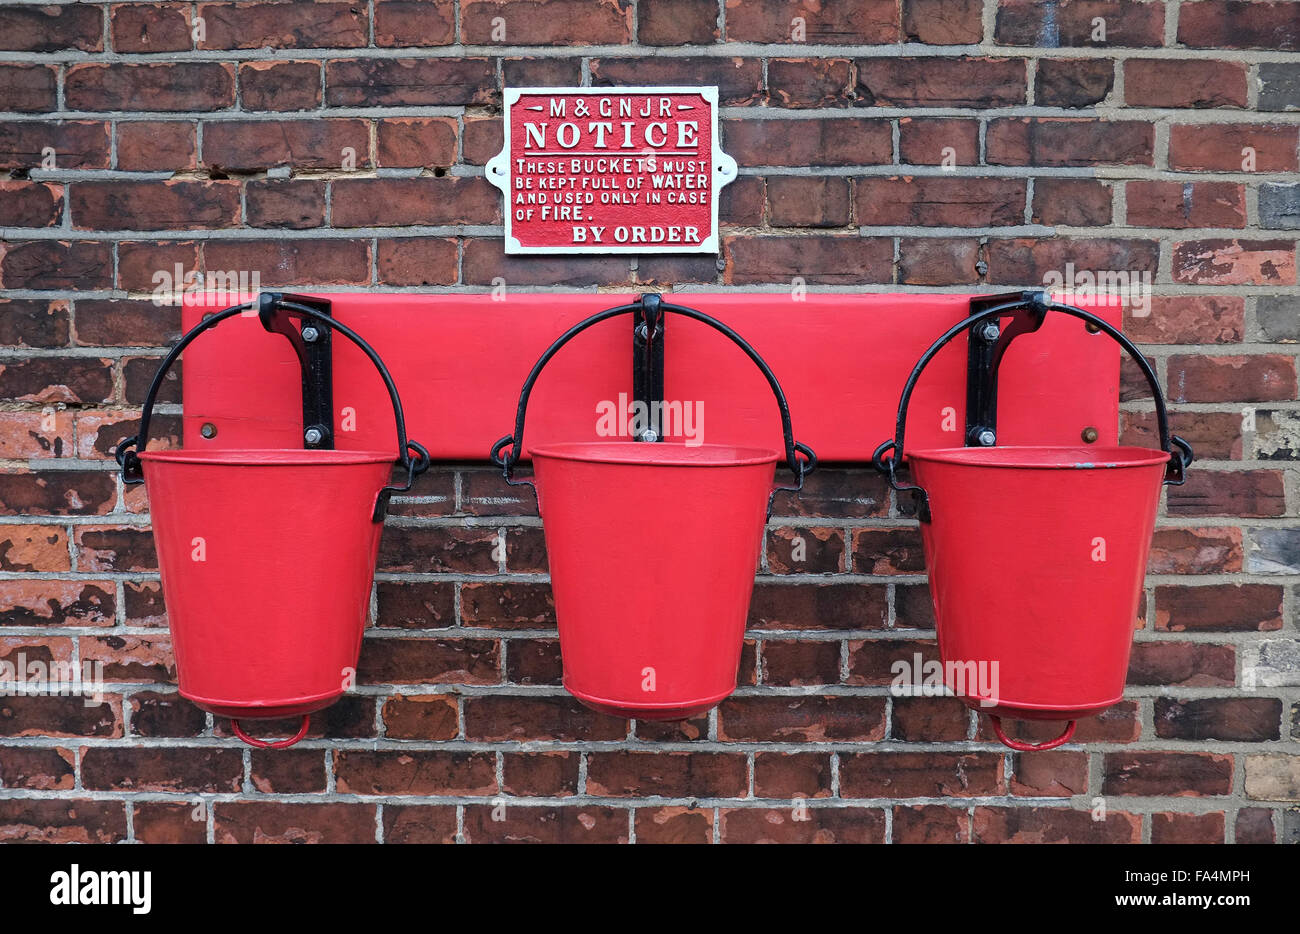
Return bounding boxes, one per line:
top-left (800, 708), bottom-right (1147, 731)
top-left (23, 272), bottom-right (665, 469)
top-left (1085, 321), bottom-right (1101, 334)
top-left (978, 321), bottom-right (1001, 342)
top-left (304, 427), bottom-right (324, 445)
top-left (1081, 426), bottom-right (1100, 444)
top-left (976, 428), bottom-right (997, 446)
top-left (200, 422), bottom-right (217, 439)
top-left (639, 429), bottom-right (659, 442)
top-left (301, 326), bottom-right (320, 342)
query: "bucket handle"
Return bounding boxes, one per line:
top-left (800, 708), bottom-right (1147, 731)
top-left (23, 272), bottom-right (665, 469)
top-left (231, 715), bottom-right (312, 749)
top-left (989, 716), bottom-right (1076, 752)
top-left (490, 296), bottom-right (817, 496)
top-left (113, 296), bottom-right (430, 522)
top-left (871, 292), bottom-right (1193, 522)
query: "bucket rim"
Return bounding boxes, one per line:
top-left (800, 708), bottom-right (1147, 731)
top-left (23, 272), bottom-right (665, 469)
top-left (528, 440), bottom-right (780, 467)
top-left (138, 448), bottom-right (397, 467)
top-left (906, 445), bottom-right (1172, 470)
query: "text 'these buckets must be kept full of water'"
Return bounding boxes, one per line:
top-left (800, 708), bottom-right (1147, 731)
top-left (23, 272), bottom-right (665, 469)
top-left (491, 298), bottom-right (816, 720)
top-left (115, 298), bottom-right (429, 749)
top-left (873, 296), bottom-right (1193, 751)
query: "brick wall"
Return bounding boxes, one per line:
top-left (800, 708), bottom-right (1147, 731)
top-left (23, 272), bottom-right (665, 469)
top-left (1, 0), bottom-right (1298, 844)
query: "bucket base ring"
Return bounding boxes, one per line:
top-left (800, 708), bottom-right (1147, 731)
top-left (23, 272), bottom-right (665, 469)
top-left (230, 715), bottom-right (311, 749)
top-left (988, 715), bottom-right (1077, 752)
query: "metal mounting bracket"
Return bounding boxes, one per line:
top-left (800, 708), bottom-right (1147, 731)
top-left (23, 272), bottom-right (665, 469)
top-left (964, 289), bottom-right (1051, 448)
top-left (257, 291), bottom-right (335, 450)
top-left (633, 293), bottom-right (666, 442)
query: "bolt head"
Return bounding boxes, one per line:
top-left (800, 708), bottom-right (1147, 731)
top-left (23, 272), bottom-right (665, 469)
top-left (304, 427), bottom-right (324, 445)
top-left (200, 422), bottom-right (217, 439)
top-left (639, 429), bottom-right (659, 443)
top-left (1081, 426), bottom-right (1100, 444)
top-left (977, 428), bottom-right (997, 446)
top-left (301, 326), bottom-right (320, 342)
top-left (978, 321), bottom-right (1001, 342)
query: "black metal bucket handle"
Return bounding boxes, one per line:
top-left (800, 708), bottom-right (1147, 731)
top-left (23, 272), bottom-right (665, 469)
top-left (872, 293), bottom-right (1193, 521)
top-left (490, 296), bottom-right (817, 495)
top-left (113, 297), bottom-right (430, 522)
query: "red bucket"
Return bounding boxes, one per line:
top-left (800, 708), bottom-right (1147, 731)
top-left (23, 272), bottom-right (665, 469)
top-left (116, 296), bottom-right (428, 748)
top-left (875, 297), bottom-right (1191, 750)
top-left (491, 297), bottom-right (816, 720)
top-left (139, 449), bottom-right (393, 723)
top-left (532, 441), bottom-right (777, 719)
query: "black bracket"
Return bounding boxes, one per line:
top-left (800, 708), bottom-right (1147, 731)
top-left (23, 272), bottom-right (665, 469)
top-left (964, 289), bottom-right (1050, 448)
top-left (257, 291), bottom-right (335, 450)
top-left (633, 293), bottom-right (665, 442)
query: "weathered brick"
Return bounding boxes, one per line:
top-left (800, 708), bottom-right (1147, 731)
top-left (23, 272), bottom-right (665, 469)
top-left (723, 118), bottom-right (892, 167)
top-left (587, 751), bottom-right (748, 797)
top-left (1244, 755), bottom-right (1300, 801)
top-left (768, 58), bottom-right (853, 108)
top-left (334, 750), bottom-right (497, 795)
top-left (1155, 697), bottom-right (1281, 741)
top-left (0, 180), bottom-right (62, 228)
top-left (238, 61), bottom-right (322, 111)
top-left (856, 56), bottom-right (1027, 107)
top-left (376, 237), bottom-right (459, 287)
top-left (1035, 58), bottom-right (1114, 108)
top-left (1156, 584), bottom-right (1283, 632)
top-left (898, 118), bottom-right (979, 166)
top-left (0, 241), bottom-right (112, 290)
top-left (196, 1), bottom-right (367, 49)
top-left (1126, 181), bottom-right (1245, 229)
top-left (639, 0), bottom-right (718, 44)
top-left (0, 64), bottom-right (57, 112)
top-left (1031, 178), bottom-right (1113, 226)
top-left (116, 121), bottom-right (196, 171)
top-left (0, 3), bottom-right (103, 51)
top-left (71, 180), bottom-right (241, 231)
top-left (720, 807), bottom-right (884, 843)
top-left (1103, 752), bottom-right (1234, 796)
top-left (855, 177), bottom-right (1026, 227)
top-left (995, 0), bottom-right (1165, 47)
top-left (83, 747), bottom-right (241, 792)
top-left (1124, 59), bottom-right (1247, 108)
top-left (0, 799), bottom-right (126, 843)
top-left (1260, 183), bottom-right (1300, 229)
top-left (972, 807), bottom-right (1140, 843)
top-left (1258, 62), bottom-right (1300, 111)
top-left (987, 118), bottom-right (1153, 166)
top-left (66, 63), bottom-right (236, 111)
top-left (1167, 470), bottom-right (1287, 518)
top-left (376, 117), bottom-right (458, 168)
top-left (725, 0), bottom-right (900, 43)
top-left (1178, 1), bottom-right (1300, 50)
top-left (903, 0), bottom-right (983, 44)
top-left (111, 3), bottom-right (192, 52)
top-left (841, 752), bottom-right (1004, 798)
top-left (462, 805), bottom-right (627, 843)
top-left (718, 695), bottom-right (886, 741)
top-left (590, 57), bottom-right (763, 106)
top-left (1169, 124), bottom-right (1299, 172)
top-left (0, 121), bottom-right (111, 170)
top-left (245, 179), bottom-right (326, 229)
top-left (215, 802), bottom-right (378, 844)
top-left (724, 235), bottom-right (894, 285)
top-left (374, 0), bottom-right (456, 46)
top-left (462, 0), bottom-right (632, 44)
top-left (325, 58), bottom-right (497, 107)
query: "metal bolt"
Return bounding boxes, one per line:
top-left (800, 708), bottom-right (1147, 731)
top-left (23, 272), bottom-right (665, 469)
top-left (301, 326), bottom-right (320, 342)
top-left (978, 321), bottom-right (1001, 342)
top-left (304, 427), bottom-right (324, 446)
top-left (200, 422), bottom-right (217, 439)
top-left (976, 428), bottom-right (997, 446)
top-left (1081, 426), bottom-right (1100, 444)
top-left (639, 429), bottom-right (659, 442)
top-left (1085, 321), bottom-right (1101, 334)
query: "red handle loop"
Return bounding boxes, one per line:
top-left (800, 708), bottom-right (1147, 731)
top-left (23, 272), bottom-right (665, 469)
top-left (230, 715), bottom-right (311, 749)
top-left (988, 715), bottom-right (1076, 752)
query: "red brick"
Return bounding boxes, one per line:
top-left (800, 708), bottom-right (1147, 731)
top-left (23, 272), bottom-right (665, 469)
top-left (371, 2), bottom-right (452, 46)
top-left (128, 691), bottom-right (205, 737)
top-left (333, 177), bottom-right (499, 227)
top-left (1031, 178), bottom-right (1113, 226)
top-left (639, 0), bottom-right (719, 44)
top-left (1128, 180), bottom-right (1245, 229)
top-left (1, 240), bottom-right (112, 291)
top-left (380, 694), bottom-right (458, 740)
top-left (196, 1), bottom-right (367, 48)
top-left (502, 56), bottom-right (584, 88)
top-left (1147, 527), bottom-right (1243, 574)
top-left (334, 750), bottom-right (497, 795)
top-left (1103, 752), bottom-right (1234, 796)
top-left (724, 235), bottom-right (894, 285)
top-left (898, 237), bottom-right (981, 286)
top-left (357, 636), bottom-right (500, 684)
top-left (1169, 124), bottom-right (1299, 172)
top-left (1010, 751), bottom-right (1088, 796)
top-left (71, 180), bottom-right (240, 231)
top-left (463, 240), bottom-right (630, 287)
top-left (1124, 59), bottom-right (1248, 108)
top-left (1178, 1), bottom-right (1300, 50)
top-left (1235, 808), bottom-right (1275, 843)
top-left (718, 695), bottom-right (886, 741)
top-left (1155, 697), bottom-right (1282, 741)
top-left (841, 752), bottom-right (1004, 798)
top-left (133, 803), bottom-right (207, 844)
top-left (216, 802), bottom-right (378, 844)
top-left (0, 3), bottom-right (103, 51)
top-left (0, 746), bottom-right (74, 790)
top-left (1156, 584), bottom-right (1283, 632)
top-left (985, 237), bottom-right (1159, 285)
top-left (720, 807), bottom-right (884, 843)
top-left (503, 752), bottom-right (580, 797)
top-left (1035, 58), bottom-right (1114, 107)
top-left (857, 56), bottom-right (1026, 107)
top-left (898, 118), bottom-right (979, 166)
top-left (587, 751), bottom-right (748, 797)
top-left (0, 299), bottom-right (69, 348)
top-left (903, 0), bottom-right (983, 44)
top-left (1125, 296), bottom-right (1244, 345)
top-left (1168, 470), bottom-right (1286, 518)
top-left (995, 0), bottom-right (1165, 47)
top-left (66, 63), bottom-right (235, 111)
top-left (891, 696), bottom-right (970, 741)
top-left (1128, 641), bottom-right (1236, 687)
top-left (462, 0), bottom-right (631, 43)
top-left (760, 640), bottom-right (842, 686)
top-left (74, 525), bottom-right (157, 572)
top-left (376, 237), bottom-right (459, 287)
top-left (238, 61), bottom-right (322, 111)
top-left (1168, 354), bottom-right (1296, 403)
top-left (723, 118), bottom-right (892, 167)
top-left (462, 116), bottom-right (503, 165)
top-left (462, 805), bottom-right (628, 844)
top-left (1152, 811), bottom-right (1225, 844)
top-left (1125, 410), bottom-right (1243, 460)
top-left (376, 117), bottom-right (458, 168)
top-left (768, 59), bottom-right (853, 108)
top-left (855, 176), bottom-right (1026, 227)
top-left (0, 180), bottom-right (62, 228)
top-left (973, 807), bottom-right (1141, 843)
top-left (245, 179), bottom-right (326, 229)
top-left (117, 239), bottom-right (199, 293)
top-left (0, 799), bottom-right (126, 843)
top-left (83, 747), bottom-right (241, 792)
top-left (0, 121), bottom-right (111, 170)
top-left (465, 695), bottom-right (627, 741)
top-left (204, 239), bottom-right (371, 287)
top-left (116, 121), bottom-right (196, 171)
top-left (987, 118), bottom-right (1153, 166)
top-left (325, 58), bottom-right (497, 107)
top-left (893, 805), bottom-right (969, 843)
top-left (636, 807), bottom-right (713, 843)
top-left (753, 752), bottom-right (833, 798)
top-left (589, 57), bottom-right (763, 106)
top-left (1173, 239), bottom-right (1296, 286)
top-left (725, 0), bottom-right (900, 43)
top-left (0, 356), bottom-right (113, 404)
top-left (0, 64), bottom-right (57, 112)
top-left (0, 580), bottom-right (115, 627)
top-left (111, 3), bottom-right (192, 52)
top-left (765, 526), bottom-right (845, 573)
top-left (203, 119), bottom-right (368, 171)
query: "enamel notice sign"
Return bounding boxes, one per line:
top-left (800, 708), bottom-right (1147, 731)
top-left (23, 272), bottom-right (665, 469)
top-left (486, 86), bottom-right (737, 254)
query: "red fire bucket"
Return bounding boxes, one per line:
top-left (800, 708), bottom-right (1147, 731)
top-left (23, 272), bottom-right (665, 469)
top-left (116, 297), bottom-right (428, 748)
top-left (491, 297), bottom-right (816, 719)
top-left (874, 296), bottom-right (1192, 751)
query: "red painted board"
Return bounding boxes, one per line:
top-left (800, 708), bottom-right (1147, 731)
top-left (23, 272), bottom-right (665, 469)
top-left (177, 292), bottom-right (1122, 464)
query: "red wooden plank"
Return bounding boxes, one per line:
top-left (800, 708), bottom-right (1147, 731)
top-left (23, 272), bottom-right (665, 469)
top-left (177, 292), bottom-right (1123, 464)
